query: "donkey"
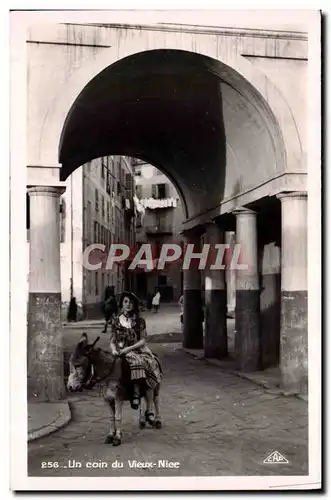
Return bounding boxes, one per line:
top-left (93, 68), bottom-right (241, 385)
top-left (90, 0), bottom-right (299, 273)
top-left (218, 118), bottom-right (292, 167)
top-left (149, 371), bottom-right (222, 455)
top-left (103, 355), bottom-right (162, 446)
top-left (67, 333), bottom-right (162, 446)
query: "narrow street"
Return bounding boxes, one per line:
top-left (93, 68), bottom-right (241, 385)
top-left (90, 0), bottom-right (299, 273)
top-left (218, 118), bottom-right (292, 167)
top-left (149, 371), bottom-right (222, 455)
top-left (28, 342), bottom-right (308, 477)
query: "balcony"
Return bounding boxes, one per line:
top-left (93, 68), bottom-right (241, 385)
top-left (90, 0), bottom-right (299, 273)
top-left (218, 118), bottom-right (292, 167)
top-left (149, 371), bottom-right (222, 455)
top-left (144, 224), bottom-right (173, 235)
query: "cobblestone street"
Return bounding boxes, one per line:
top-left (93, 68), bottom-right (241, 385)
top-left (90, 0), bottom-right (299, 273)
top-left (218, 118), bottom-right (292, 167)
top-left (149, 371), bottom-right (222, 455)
top-left (28, 342), bottom-right (308, 477)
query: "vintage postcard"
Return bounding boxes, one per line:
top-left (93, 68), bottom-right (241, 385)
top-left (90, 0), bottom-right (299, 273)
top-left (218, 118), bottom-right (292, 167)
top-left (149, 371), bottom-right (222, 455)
top-left (10, 8), bottom-right (321, 491)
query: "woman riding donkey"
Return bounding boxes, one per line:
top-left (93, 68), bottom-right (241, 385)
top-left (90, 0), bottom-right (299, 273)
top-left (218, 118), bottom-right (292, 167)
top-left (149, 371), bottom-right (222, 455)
top-left (108, 291), bottom-right (163, 426)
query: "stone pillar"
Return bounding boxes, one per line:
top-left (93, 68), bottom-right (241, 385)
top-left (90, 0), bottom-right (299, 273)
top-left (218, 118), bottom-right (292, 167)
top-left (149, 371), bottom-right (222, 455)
top-left (182, 230), bottom-right (204, 349)
top-left (234, 208), bottom-right (261, 372)
top-left (225, 231), bottom-right (236, 315)
top-left (204, 223), bottom-right (227, 359)
top-left (27, 186), bottom-right (66, 402)
top-left (277, 192), bottom-right (308, 393)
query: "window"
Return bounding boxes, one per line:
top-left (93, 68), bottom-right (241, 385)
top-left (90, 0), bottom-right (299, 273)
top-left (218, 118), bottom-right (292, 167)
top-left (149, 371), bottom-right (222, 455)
top-left (152, 183), bottom-right (166, 199)
top-left (94, 221), bottom-right (98, 243)
top-left (125, 173), bottom-right (133, 196)
top-left (157, 183), bottom-right (166, 199)
top-left (107, 201), bottom-right (110, 223)
top-left (95, 189), bottom-right (99, 211)
top-left (106, 171), bottom-right (111, 194)
top-left (86, 201), bottom-right (91, 243)
top-left (95, 272), bottom-right (99, 296)
top-left (101, 195), bottom-right (105, 219)
top-left (101, 162), bottom-right (105, 179)
top-left (115, 158), bottom-right (119, 180)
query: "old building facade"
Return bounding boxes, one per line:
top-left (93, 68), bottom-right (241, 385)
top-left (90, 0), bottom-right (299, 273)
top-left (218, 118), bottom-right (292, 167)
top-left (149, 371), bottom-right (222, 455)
top-left (134, 160), bottom-right (184, 302)
top-left (27, 155), bottom-right (136, 320)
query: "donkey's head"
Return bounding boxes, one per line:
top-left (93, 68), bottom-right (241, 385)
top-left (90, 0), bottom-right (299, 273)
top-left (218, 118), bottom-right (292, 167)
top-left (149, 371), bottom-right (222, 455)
top-left (67, 333), bottom-right (100, 392)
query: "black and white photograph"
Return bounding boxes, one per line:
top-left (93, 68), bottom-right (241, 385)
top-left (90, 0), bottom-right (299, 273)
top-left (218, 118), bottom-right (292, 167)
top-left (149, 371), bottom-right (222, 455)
top-left (9, 8), bottom-right (321, 491)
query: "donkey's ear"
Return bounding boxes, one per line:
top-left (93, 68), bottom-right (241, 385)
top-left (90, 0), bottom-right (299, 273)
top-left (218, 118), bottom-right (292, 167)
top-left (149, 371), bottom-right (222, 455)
top-left (79, 333), bottom-right (88, 346)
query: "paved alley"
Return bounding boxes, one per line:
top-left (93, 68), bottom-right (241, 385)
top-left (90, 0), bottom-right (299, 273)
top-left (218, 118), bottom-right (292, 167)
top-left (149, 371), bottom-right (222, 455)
top-left (28, 342), bottom-right (308, 477)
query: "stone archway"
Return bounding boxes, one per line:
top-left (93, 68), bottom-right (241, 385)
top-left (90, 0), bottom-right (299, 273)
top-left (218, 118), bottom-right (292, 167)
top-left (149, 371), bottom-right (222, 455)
top-left (52, 48), bottom-right (295, 224)
top-left (27, 38), bottom-right (305, 402)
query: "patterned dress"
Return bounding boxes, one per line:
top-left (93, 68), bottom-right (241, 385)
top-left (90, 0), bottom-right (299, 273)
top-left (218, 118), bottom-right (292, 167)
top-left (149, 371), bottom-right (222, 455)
top-left (109, 313), bottom-right (163, 389)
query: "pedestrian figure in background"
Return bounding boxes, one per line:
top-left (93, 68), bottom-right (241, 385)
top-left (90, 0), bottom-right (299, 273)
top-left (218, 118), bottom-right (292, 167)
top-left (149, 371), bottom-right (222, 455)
top-left (152, 289), bottom-right (161, 313)
top-left (67, 297), bottom-right (78, 322)
top-left (102, 285), bottom-right (118, 333)
top-left (178, 294), bottom-right (184, 325)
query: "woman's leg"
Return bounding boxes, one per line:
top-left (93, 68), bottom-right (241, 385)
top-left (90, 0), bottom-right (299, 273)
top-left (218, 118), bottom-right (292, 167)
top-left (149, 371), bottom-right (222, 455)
top-left (146, 388), bottom-right (154, 414)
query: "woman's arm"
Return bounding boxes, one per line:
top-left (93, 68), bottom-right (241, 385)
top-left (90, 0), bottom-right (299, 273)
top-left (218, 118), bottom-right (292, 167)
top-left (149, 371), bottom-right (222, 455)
top-left (120, 318), bottom-right (147, 355)
top-left (120, 337), bottom-right (145, 355)
top-left (110, 341), bottom-right (118, 356)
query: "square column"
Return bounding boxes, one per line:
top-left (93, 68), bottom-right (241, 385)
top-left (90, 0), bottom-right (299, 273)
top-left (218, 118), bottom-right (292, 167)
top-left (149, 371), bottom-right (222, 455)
top-left (182, 229), bottom-right (204, 349)
top-left (277, 192), bottom-right (308, 394)
top-left (204, 222), bottom-right (227, 359)
top-left (234, 208), bottom-right (261, 372)
top-left (27, 185), bottom-right (66, 402)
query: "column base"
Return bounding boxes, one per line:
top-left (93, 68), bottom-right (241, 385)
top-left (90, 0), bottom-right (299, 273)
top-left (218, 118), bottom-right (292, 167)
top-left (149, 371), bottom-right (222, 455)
top-left (183, 290), bottom-right (203, 349)
top-left (235, 290), bottom-right (261, 372)
top-left (204, 290), bottom-right (227, 359)
top-left (280, 291), bottom-right (308, 394)
top-left (28, 293), bottom-right (66, 402)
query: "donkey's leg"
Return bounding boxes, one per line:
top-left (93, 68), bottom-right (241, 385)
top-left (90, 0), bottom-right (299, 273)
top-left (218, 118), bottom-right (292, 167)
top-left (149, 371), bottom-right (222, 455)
top-left (113, 393), bottom-right (124, 446)
top-left (154, 386), bottom-right (162, 429)
top-left (145, 388), bottom-right (156, 426)
top-left (139, 397), bottom-right (146, 429)
top-left (104, 386), bottom-right (116, 444)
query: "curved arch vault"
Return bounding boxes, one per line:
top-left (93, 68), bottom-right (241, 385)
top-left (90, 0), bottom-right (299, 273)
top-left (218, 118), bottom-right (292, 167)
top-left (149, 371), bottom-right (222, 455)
top-left (58, 49), bottom-right (286, 220)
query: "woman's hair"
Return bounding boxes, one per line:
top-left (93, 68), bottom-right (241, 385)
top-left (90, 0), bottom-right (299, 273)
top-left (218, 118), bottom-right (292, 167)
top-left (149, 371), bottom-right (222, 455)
top-left (119, 292), bottom-right (140, 313)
